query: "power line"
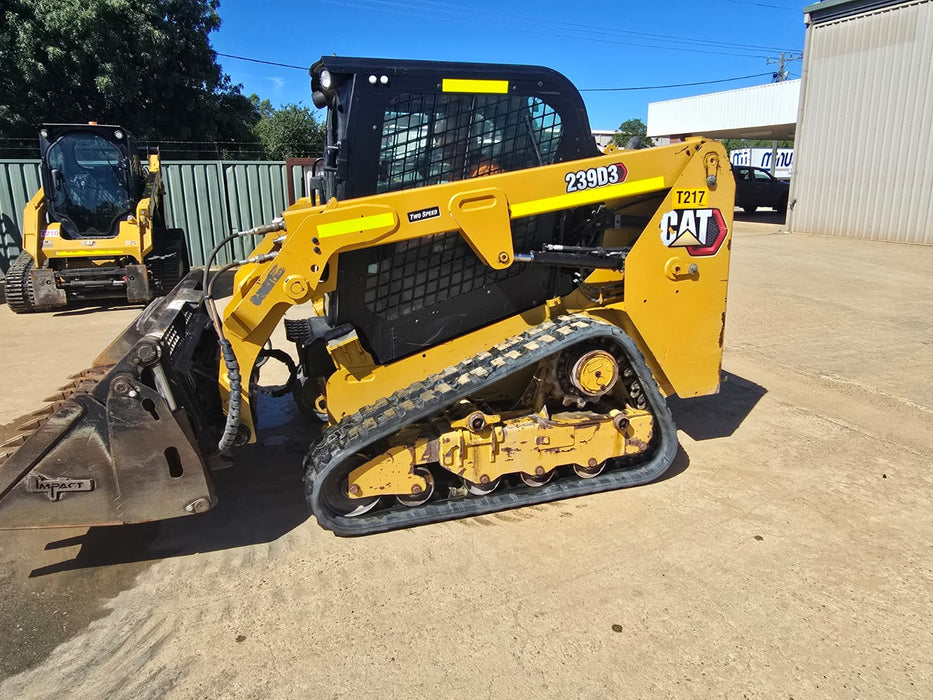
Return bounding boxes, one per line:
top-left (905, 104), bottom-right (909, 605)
top-left (214, 50), bottom-right (783, 95)
top-left (362, 0), bottom-right (801, 53)
top-left (320, 0), bottom-right (800, 58)
top-left (724, 0), bottom-right (801, 12)
top-left (581, 72), bottom-right (775, 92)
top-left (216, 52), bottom-right (308, 71)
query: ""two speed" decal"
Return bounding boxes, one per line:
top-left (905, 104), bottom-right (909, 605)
top-left (564, 163), bottom-right (627, 193)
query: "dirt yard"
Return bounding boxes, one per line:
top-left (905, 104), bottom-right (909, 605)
top-left (0, 220), bottom-right (930, 698)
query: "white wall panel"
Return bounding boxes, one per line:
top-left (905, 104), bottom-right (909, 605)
top-left (790, 0), bottom-right (933, 244)
top-left (647, 81), bottom-right (800, 139)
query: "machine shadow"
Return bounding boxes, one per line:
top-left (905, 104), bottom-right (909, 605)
top-left (654, 444), bottom-right (690, 483)
top-left (30, 395), bottom-right (319, 576)
top-left (51, 302), bottom-right (148, 317)
top-left (667, 371), bottom-right (767, 441)
top-left (27, 373), bottom-right (748, 576)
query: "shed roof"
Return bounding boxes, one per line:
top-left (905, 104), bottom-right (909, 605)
top-left (646, 80), bottom-right (800, 140)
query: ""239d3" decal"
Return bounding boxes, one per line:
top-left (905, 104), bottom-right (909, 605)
top-left (564, 163), bottom-right (627, 193)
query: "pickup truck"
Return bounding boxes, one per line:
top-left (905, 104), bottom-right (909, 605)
top-left (732, 165), bottom-right (789, 215)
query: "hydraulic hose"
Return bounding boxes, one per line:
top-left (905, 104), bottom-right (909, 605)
top-left (201, 218), bottom-right (287, 453)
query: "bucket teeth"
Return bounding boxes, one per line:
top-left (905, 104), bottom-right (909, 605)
top-left (14, 417), bottom-right (45, 433)
top-left (1, 434), bottom-right (28, 450)
top-left (0, 364), bottom-right (113, 470)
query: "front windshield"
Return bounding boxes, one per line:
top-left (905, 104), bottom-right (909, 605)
top-left (46, 134), bottom-right (134, 236)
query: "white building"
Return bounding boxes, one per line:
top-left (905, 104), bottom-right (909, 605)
top-left (647, 80), bottom-right (800, 141)
top-left (788, 0), bottom-right (933, 245)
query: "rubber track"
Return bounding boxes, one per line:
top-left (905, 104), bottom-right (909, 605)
top-left (5, 253), bottom-right (36, 314)
top-left (303, 314), bottom-right (678, 536)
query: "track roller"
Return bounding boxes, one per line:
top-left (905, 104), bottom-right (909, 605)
top-left (520, 469), bottom-right (555, 488)
top-left (396, 467), bottom-right (435, 507)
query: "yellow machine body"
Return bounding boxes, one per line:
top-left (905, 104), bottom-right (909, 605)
top-left (221, 139), bottom-right (733, 440)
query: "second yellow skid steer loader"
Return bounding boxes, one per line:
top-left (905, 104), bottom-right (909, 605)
top-left (0, 57), bottom-right (734, 535)
top-left (6, 123), bottom-right (189, 312)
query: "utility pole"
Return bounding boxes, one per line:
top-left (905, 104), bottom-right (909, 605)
top-left (765, 52), bottom-right (803, 175)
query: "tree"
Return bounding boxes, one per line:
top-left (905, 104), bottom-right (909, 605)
top-left (0, 0), bottom-right (258, 143)
top-left (611, 118), bottom-right (655, 149)
top-left (720, 138), bottom-right (794, 152)
top-left (253, 103), bottom-right (325, 160)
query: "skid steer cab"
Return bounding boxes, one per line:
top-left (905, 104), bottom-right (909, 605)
top-left (0, 57), bottom-right (735, 536)
top-left (5, 123), bottom-right (189, 313)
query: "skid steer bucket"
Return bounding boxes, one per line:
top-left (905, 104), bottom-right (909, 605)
top-left (0, 272), bottom-right (218, 529)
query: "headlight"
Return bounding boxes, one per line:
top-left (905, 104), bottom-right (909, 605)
top-left (320, 69), bottom-right (332, 90)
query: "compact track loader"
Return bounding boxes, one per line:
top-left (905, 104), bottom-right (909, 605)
top-left (6, 123), bottom-right (189, 312)
top-left (0, 58), bottom-right (734, 535)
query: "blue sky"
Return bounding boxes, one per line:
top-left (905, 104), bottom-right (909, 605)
top-left (212, 0), bottom-right (807, 130)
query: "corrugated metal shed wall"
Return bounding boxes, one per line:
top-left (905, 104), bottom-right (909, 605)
top-left (0, 160), bottom-right (40, 275)
top-left (161, 161), bottom-right (292, 266)
top-left (789, 0), bottom-right (933, 244)
top-left (0, 160), bottom-right (305, 276)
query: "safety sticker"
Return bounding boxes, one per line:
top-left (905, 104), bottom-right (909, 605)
top-left (564, 163), bottom-right (627, 193)
top-left (660, 208), bottom-right (727, 257)
top-left (407, 206), bottom-right (441, 223)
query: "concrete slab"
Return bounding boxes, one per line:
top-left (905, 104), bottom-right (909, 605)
top-left (0, 226), bottom-right (930, 698)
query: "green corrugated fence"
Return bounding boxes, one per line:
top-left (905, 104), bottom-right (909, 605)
top-left (0, 159), bottom-right (308, 277)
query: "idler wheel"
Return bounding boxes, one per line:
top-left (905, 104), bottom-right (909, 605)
top-left (321, 454), bottom-right (380, 517)
top-left (465, 476), bottom-right (501, 496)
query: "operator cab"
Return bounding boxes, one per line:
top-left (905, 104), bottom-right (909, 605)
top-left (307, 57), bottom-right (600, 363)
top-left (39, 124), bottom-right (142, 238)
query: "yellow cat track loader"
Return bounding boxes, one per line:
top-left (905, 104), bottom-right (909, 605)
top-left (6, 123), bottom-right (189, 313)
top-left (0, 57), bottom-right (734, 536)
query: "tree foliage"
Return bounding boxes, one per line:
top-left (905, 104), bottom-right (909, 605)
top-left (0, 0), bottom-right (258, 142)
top-left (720, 138), bottom-right (794, 152)
top-left (611, 118), bottom-right (655, 149)
top-left (252, 102), bottom-right (325, 160)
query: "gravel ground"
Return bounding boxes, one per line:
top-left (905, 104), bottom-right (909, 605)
top-left (0, 220), bottom-right (930, 698)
